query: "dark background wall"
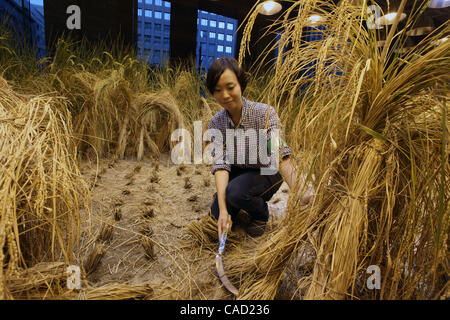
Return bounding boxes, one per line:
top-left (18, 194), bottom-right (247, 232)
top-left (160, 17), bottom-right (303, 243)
top-left (43, 0), bottom-right (137, 52)
top-left (42, 0), bottom-right (284, 68)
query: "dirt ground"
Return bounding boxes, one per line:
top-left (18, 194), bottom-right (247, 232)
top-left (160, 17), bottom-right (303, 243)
top-left (77, 153), bottom-right (292, 299)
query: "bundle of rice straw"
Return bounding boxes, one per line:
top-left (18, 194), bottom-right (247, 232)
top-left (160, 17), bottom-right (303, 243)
top-left (0, 75), bottom-right (90, 299)
top-left (230, 0), bottom-right (449, 299)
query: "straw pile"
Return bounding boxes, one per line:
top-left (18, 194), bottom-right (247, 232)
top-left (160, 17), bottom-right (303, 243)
top-left (227, 0), bottom-right (449, 299)
top-left (0, 75), bottom-right (90, 299)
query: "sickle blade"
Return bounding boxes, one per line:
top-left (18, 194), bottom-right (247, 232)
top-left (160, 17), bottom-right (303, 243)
top-left (215, 255), bottom-right (239, 296)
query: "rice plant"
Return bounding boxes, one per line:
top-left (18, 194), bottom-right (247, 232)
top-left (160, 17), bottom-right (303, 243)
top-left (227, 0), bottom-right (449, 299)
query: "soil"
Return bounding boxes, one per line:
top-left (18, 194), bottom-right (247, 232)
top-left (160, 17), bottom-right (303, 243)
top-left (77, 153), bottom-right (291, 299)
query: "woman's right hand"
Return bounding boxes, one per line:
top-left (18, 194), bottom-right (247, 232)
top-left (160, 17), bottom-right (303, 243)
top-left (218, 210), bottom-right (232, 241)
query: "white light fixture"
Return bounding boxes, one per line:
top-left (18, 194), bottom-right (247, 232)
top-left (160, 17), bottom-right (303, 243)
top-left (259, 1), bottom-right (282, 16)
top-left (308, 14), bottom-right (325, 25)
top-left (429, 0), bottom-right (450, 8)
top-left (375, 12), bottom-right (407, 25)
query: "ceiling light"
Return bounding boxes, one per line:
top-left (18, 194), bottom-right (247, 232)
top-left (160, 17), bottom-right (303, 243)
top-left (375, 12), bottom-right (407, 25)
top-left (259, 1), bottom-right (282, 16)
top-left (429, 0), bottom-right (450, 8)
top-left (309, 15), bottom-right (324, 24)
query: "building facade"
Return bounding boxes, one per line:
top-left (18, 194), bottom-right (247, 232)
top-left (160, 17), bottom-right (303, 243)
top-left (137, 0), bottom-right (171, 65)
top-left (196, 10), bottom-right (237, 72)
top-left (137, 1), bottom-right (237, 70)
top-left (0, 0), bottom-right (45, 58)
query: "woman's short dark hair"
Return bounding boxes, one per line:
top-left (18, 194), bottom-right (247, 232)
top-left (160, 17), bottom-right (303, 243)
top-left (206, 57), bottom-right (247, 95)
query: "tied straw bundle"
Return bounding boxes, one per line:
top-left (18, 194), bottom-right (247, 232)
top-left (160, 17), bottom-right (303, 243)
top-left (226, 0), bottom-right (449, 299)
top-left (0, 75), bottom-right (90, 299)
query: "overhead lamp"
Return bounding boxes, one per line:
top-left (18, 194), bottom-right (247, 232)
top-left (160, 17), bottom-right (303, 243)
top-left (259, 1), bottom-right (282, 16)
top-left (429, 0), bottom-right (450, 8)
top-left (375, 12), bottom-right (407, 26)
top-left (434, 36), bottom-right (449, 45)
top-left (308, 14), bottom-right (325, 25)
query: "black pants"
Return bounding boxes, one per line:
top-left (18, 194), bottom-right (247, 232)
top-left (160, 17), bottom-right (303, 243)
top-left (209, 167), bottom-right (283, 222)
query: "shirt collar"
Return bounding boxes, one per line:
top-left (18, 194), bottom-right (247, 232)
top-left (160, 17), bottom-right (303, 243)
top-left (225, 97), bottom-right (249, 129)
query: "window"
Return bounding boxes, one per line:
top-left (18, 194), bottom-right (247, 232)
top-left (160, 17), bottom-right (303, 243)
top-left (154, 11), bottom-right (162, 19)
top-left (196, 10), bottom-right (237, 71)
top-left (164, 1), bottom-right (171, 8)
top-left (164, 13), bottom-right (170, 20)
top-left (138, 0), bottom-right (142, 3)
top-left (138, 9), bottom-right (142, 16)
top-left (145, 10), bottom-right (152, 17)
top-left (145, 0), bottom-right (152, 4)
top-left (155, 0), bottom-right (162, 6)
top-left (163, 25), bottom-right (170, 33)
top-left (154, 24), bottom-right (161, 31)
top-left (154, 36), bottom-right (161, 45)
top-left (163, 37), bottom-right (169, 45)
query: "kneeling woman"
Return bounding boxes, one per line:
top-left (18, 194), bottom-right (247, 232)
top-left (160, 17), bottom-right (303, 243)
top-left (206, 58), bottom-right (312, 240)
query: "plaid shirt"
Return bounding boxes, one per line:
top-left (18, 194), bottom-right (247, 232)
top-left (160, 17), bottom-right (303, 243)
top-left (208, 97), bottom-right (291, 175)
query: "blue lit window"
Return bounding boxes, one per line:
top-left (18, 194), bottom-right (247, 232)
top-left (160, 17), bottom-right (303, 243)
top-left (137, 0), bottom-right (171, 66)
top-left (196, 10), bottom-right (237, 71)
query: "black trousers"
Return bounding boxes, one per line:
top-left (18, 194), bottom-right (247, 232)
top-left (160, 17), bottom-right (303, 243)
top-left (209, 166), bottom-right (283, 222)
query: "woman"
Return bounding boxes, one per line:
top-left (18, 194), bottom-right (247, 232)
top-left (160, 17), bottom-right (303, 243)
top-left (206, 58), bottom-right (312, 240)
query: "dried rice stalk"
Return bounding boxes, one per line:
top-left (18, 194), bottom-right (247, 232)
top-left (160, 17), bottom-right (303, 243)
top-left (84, 244), bottom-right (106, 276)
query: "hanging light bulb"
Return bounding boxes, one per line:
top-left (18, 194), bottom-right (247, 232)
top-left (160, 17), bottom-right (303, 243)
top-left (259, 1), bottom-right (282, 15)
top-left (375, 12), bottom-right (407, 25)
top-left (429, 0), bottom-right (450, 8)
top-left (309, 15), bottom-right (324, 24)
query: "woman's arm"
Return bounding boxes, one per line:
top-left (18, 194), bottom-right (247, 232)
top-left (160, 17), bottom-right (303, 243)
top-left (214, 169), bottom-right (232, 239)
top-left (279, 157), bottom-right (314, 206)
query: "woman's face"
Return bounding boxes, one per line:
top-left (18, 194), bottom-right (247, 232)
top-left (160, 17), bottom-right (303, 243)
top-left (213, 68), bottom-right (243, 116)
